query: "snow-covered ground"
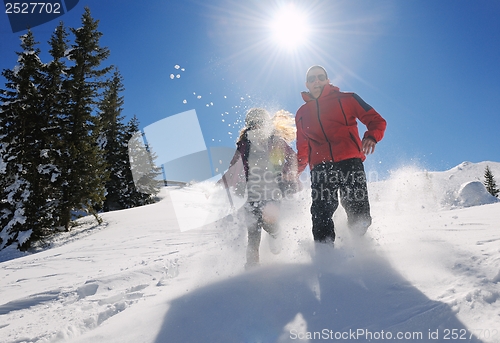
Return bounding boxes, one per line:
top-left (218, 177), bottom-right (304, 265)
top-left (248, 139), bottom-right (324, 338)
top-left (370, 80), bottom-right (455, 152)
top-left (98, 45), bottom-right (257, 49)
top-left (1, 161), bottom-right (499, 343)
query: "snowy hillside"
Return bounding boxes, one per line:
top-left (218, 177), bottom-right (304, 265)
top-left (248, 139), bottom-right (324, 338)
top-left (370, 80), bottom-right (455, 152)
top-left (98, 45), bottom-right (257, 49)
top-left (1, 161), bottom-right (500, 343)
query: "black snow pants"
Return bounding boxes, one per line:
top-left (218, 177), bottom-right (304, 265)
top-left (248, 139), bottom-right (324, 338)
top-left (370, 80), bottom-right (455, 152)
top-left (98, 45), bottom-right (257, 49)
top-left (310, 158), bottom-right (372, 242)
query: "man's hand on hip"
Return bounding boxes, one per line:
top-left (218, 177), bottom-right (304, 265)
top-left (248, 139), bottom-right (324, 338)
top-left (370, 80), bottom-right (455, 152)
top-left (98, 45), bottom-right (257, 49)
top-left (362, 137), bottom-right (377, 155)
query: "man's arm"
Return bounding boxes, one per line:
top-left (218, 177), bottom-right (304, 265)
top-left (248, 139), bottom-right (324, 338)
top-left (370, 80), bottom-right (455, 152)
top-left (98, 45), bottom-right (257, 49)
top-left (352, 93), bottom-right (387, 146)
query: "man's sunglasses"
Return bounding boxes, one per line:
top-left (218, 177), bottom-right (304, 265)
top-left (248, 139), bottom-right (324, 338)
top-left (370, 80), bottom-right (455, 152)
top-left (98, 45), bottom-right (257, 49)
top-left (307, 74), bottom-right (327, 83)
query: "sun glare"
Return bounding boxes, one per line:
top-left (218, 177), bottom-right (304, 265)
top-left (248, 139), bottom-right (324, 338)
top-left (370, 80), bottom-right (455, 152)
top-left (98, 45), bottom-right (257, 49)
top-left (270, 4), bottom-right (309, 50)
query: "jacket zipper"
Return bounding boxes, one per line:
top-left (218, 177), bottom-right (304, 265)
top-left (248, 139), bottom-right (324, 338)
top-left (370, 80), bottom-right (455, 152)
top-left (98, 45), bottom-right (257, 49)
top-left (315, 98), bottom-right (334, 161)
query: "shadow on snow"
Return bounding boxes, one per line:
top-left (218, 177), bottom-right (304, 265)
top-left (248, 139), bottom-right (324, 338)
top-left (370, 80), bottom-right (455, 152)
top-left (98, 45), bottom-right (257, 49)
top-left (153, 244), bottom-right (482, 343)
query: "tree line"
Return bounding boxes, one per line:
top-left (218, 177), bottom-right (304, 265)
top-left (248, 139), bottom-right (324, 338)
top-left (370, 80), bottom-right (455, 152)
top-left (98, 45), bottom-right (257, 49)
top-left (0, 7), bottom-right (161, 251)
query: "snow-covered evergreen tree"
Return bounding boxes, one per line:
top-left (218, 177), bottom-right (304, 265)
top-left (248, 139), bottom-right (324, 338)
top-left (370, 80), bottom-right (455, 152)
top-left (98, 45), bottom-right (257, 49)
top-left (484, 166), bottom-right (499, 198)
top-left (98, 69), bottom-right (125, 211)
top-left (123, 116), bottom-right (162, 207)
top-left (0, 30), bottom-right (50, 250)
top-left (38, 23), bottom-right (71, 231)
top-left (0, 8), bottom-right (159, 251)
top-left (125, 116), bottom-right (163, 198)
top-left (98, 70), bottom-right (160, 211)
top-left (98, 70), bottom-right (136, 210)
top-left (58, 7), bottom-right (112, 229)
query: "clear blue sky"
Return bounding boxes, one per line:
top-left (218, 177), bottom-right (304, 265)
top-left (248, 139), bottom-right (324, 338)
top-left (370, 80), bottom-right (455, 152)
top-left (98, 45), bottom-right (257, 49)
top-left (1, 0), bottom-right (499, 180)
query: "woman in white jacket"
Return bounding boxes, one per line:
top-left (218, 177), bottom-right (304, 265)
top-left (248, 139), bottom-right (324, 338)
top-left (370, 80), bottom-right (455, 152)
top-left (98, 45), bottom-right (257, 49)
top-left (220, 108), bottom-right (299, 269)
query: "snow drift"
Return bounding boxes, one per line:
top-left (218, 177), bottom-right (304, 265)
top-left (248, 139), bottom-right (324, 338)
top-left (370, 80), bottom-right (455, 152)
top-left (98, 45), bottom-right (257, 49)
top-left (1, 161), bottom-right (500, 343)
top-left (455, 181), bottom-right (499, 208)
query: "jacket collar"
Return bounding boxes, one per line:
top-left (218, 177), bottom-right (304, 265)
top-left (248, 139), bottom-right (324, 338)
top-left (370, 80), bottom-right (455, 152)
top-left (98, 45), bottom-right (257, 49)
top-left (301, 84), bottom-right (340, 102)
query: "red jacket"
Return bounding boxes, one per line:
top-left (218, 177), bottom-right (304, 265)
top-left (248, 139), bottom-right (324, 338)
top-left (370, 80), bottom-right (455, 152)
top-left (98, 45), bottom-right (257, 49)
top-left (295, 84), bottom-right (386, 174)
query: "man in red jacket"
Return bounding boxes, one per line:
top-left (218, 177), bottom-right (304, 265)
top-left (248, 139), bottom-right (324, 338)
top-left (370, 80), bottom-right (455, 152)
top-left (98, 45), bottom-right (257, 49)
top-left (295, 65), bottom-right (386, 244)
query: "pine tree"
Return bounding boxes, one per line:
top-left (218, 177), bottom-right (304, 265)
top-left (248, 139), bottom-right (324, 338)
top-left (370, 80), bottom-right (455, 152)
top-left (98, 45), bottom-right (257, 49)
top-left (58, 7), bottom-right (112, 229)
top-left (98, 72), bottom-right (161, 211)
top-left (0, 8), bottom-right (158, 250)
top-left (484, 166), bottom-right (499, 198)
top-left (37, 22), bottom-right (71, 231)
top-left (0, 30), bottom-right (51, 250)
top-left (123, 116), bottom-right (162, 207)
top-left (99, 69), bottom-right (128, 211)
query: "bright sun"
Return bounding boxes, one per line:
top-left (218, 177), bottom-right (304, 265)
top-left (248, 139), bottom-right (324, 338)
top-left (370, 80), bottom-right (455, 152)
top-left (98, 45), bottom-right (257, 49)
top-left (270, 4), bottom-right (309, 50)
